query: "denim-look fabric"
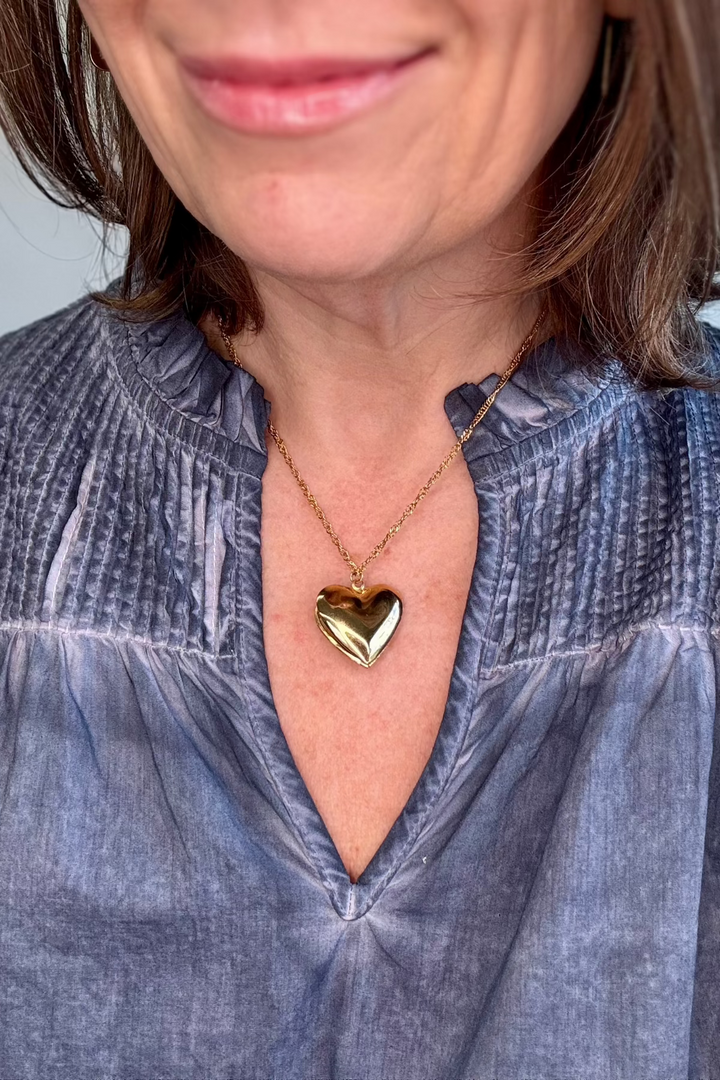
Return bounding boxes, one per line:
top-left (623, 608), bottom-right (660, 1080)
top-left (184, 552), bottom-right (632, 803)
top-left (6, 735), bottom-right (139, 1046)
top-left (0, 294), bottom-right (719, 1080)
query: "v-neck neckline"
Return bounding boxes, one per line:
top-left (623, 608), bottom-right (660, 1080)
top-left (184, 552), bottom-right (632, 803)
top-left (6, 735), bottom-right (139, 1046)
top-left (233, 440), bottom-right (499, 920)
top-left (228, 364), bottom-right (624, 920)
top-left (116, 302), bottom-right (630, 919)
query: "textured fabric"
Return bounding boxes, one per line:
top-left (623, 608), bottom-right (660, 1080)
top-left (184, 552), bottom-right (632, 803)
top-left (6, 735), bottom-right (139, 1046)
top-left (0, 294), bottom-right (719, 1080)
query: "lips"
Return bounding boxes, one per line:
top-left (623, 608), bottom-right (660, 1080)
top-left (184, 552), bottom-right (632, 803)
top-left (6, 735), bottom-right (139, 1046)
top-left (179, 50), bottom-right (433, 135)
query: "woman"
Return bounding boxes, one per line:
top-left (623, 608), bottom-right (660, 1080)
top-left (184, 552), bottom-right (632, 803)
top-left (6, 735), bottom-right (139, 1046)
top-left (0, 0), bottom-right (719, 1076)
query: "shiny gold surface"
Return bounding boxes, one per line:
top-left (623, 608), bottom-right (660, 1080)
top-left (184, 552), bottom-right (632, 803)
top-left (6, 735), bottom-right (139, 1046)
top-left (315, 584), bottom-right (403, 668)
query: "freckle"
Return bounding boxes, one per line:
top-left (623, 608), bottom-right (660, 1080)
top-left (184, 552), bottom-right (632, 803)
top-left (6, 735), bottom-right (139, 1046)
top-left (264, 177), bottom-right (284, 203)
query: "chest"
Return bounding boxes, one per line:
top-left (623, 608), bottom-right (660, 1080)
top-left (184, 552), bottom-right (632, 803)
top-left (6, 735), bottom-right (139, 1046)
top-left (259, 454), bottom-right (480, 883)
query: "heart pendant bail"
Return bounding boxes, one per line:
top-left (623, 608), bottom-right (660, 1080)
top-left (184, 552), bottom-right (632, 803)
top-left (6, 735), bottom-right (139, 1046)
top-left (350, 567), bottom-right (366, 594)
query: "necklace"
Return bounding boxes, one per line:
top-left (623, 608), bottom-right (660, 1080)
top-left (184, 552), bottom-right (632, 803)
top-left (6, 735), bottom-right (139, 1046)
top-left (219, 309), bottom-right (546, 668)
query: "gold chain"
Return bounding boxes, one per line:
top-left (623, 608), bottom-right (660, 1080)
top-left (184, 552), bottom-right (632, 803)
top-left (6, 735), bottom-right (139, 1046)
top-left (220, 308), bottom-right (547, 591)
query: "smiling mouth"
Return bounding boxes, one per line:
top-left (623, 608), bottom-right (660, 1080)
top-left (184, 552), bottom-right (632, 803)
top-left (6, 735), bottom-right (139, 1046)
top-left (178, 49), bottom-right (436, 136)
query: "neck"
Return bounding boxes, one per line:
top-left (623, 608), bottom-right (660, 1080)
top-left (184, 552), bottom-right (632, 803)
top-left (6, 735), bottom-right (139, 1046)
top-left (206, 230), bottom-right (543, 486)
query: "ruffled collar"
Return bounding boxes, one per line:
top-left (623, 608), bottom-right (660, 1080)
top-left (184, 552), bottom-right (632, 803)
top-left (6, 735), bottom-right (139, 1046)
top-left (118, 303), bottom-right (632, 476)
top-left (122, 306), bottom-right (270, 457)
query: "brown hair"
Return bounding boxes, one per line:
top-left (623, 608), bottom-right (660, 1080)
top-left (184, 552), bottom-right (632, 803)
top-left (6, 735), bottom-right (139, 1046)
top-left (1, 0), bottom-right (719, 390)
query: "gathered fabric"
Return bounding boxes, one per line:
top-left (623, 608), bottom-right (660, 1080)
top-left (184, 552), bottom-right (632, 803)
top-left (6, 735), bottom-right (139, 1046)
top-left (0, 295), bottom-right (719, 1079)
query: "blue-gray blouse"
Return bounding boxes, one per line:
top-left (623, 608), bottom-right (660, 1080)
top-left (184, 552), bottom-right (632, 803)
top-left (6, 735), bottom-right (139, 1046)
top-left (0, 294), bottom-right (719, 1080)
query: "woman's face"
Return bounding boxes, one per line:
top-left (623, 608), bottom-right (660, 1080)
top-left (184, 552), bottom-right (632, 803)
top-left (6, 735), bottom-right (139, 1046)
top-left (78, 0), bottom-right (623, 283)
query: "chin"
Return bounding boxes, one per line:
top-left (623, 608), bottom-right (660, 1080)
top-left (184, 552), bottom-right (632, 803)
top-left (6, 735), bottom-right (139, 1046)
top-left (234, 242), bottom-right (408, 284)
top-left (188, 166), bottom-right (431, 283)
top-left (213, 214), bottom-right (421, 284)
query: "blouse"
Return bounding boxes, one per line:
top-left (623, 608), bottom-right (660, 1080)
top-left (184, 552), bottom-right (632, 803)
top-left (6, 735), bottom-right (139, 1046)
top-left (0, 293), bottom-right (719, 1080)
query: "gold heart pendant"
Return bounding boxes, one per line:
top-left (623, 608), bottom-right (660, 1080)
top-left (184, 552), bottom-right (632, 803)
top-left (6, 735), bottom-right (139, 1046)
top-left (315, 584), bottom-right (403, 668)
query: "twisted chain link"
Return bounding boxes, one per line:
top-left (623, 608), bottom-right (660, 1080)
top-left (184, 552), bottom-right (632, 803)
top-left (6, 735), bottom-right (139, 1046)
top-left (220, 309), bottom-right (547, 591)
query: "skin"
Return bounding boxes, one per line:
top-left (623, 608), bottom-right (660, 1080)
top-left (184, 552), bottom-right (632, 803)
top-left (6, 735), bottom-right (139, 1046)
top-left (79, 0), bottom-right (634, 882)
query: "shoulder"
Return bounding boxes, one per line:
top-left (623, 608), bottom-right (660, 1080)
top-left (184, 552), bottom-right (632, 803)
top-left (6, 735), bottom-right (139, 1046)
top-left (0, 296), bottom-right (129, 627)
top-left (624, 319), bottom-right (720, 631)
top-left (0, 292), bottom-right (114, 410)
top-left (0, 291), bottom-right (143, 485)
top-left (625, 318), bottom-right (720, 448)
top-left (0, 294), bottom-right (130, 469)
top-left (672, 316), bottom-right (720, 399)
top-left (647, 320), bottom-right (720, 463)
top-left (689, 320), bottom-right (720, 455)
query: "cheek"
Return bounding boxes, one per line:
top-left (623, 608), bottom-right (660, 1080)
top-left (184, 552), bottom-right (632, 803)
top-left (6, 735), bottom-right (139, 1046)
top-left (77, 0), bottom-right (189, 162)
top-left (442, 0), bottom-right (604, 208)
top-left (75, 0), bottom-right (145, 48)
